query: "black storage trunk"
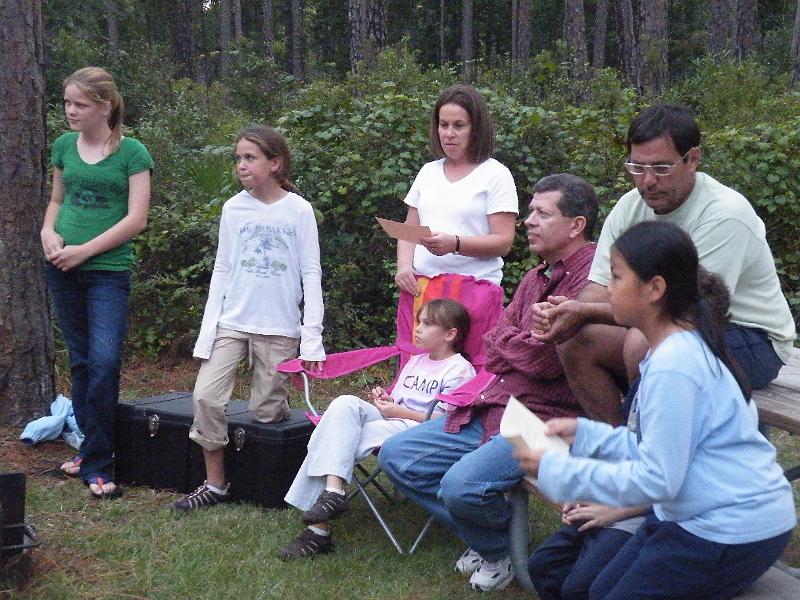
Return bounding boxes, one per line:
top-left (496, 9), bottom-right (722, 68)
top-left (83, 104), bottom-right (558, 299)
top-left (115, 393), bottom-right (314, 507)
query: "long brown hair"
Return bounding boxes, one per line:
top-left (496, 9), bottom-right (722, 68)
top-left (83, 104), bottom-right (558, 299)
top-left (64, 67), bottom-right (124, 152)
top-left (235, 126), bottom-right (301, 194)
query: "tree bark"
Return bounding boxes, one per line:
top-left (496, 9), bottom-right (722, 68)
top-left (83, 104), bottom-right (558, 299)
top-left (232, 0), bottom-right (243, 41)
top-left (220, 0), bottom-right (232, 81)
top-left (262, 0), bottom-right (274, 59)
top-left (563, 0), bottom-right (589, 82)
top-left (639, 0), bottom-right (668, 93)
top-left (104, 0), bottom-right (119, 58)
top-left (440, 0), bottom-right (446, 66)
top-left (732, 0), bottom-right (758, 60)
top-left (0, 0), bottom-right (54, 426)
top-left (462, 0), bottom-right (474, 81)
top-left (511, 0), bottom-right (518, 63)
top-left (288, 0), bottom-right (303, 79)
top-left (592, 0), bottom-right (608, 70)
top-left (617, 0), bottom-right (639, 89)
top-left (348, 0), bottom-right (387, 73)
top-left (174, 0), bottom-right (197, 80)
top-left (792, 0), bottom-right (800, 86)
top-left (707, 0), bottom-right (731, 57)
top-left (514, 0), bottom-right (532, 72)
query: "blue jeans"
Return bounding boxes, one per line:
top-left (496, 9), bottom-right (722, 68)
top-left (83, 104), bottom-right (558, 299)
top-left (378, 416), bottom-right (524, 561)
top-left (528, 524), bottom-right (633, 600)
top-left (589, 513), bottom-right (792, 599)
top-left (45, 265), bottom-right (130, 482)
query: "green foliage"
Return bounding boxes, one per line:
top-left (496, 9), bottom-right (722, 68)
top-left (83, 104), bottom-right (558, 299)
top-left (42, 34), bottom-right (800, 354)
top-left (704, 119), bottom-right (800, 321)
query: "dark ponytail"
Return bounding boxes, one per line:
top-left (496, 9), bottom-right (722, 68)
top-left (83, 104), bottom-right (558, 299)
top-left (613, 222), bottom-right (750, 400)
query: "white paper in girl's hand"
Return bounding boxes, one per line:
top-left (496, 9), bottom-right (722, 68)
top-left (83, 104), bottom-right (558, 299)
top-left (501, 396), bottom-right (570, 485)
top-left (500, 396), bottom-right (570, 453)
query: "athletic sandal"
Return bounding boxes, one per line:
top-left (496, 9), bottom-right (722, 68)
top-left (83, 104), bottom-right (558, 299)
top-left (277, 528), bottom-right (334, 560)
top-left (300, 490), bottom-right (350, 525)
top-left (86, 476), bottom-right (123, 500)
top-left (59, 455), bottom-right (83, 477)
top-left (170, 481), bottom-right (229, 511)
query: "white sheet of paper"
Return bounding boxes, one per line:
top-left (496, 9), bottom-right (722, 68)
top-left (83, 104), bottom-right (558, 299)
top-left (375, 217), bottom-right (432, 243)
top-left (501, 396), bottom-right (570, 486)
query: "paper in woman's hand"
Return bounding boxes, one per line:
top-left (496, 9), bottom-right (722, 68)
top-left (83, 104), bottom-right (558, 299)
top-left (502, 395), bottom-right (570, 451)
top-left (375, 217), bottom-right (432, 243)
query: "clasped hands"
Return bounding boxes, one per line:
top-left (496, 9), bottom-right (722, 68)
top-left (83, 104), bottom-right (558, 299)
top-left (530, 295), bottom-right (585, 344)
top-left (42, 230), bottom-right (90, 272)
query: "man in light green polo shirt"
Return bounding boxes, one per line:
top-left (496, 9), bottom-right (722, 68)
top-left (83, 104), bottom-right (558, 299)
top-left (530, 104), bottom-right (796, 424)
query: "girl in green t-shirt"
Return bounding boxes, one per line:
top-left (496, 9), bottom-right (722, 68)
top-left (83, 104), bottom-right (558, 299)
top-left (41, 66), bottom-right (153, 499)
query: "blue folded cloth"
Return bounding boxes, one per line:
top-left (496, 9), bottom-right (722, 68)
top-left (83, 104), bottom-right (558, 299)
top-left (20, 395), bottom-right (84, 450)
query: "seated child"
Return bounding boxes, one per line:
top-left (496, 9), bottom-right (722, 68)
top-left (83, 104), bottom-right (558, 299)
top-left (527, 264), bottom-right (741, 600)
top-left (278, 298), bottom-right (476, 559)
top-left (516, 221), bottom-right (796, 600)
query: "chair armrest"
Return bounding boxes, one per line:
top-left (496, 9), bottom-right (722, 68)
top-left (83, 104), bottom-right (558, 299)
top-left (435, 369), bottom-right (496, 408)
top-left (278, 346), bottom-right (401, 379)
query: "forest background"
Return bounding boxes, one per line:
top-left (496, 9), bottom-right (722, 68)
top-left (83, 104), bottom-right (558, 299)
top-left (4, 0), bottom-right (800, 422)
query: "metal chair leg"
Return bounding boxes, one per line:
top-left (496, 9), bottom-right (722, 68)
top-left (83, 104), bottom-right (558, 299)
top-left (509, 485), bottom-right (535, 592)
top-left (408, 515), bottom-right (435, 554)
top-left (350, 477), bottom-right (404, 553)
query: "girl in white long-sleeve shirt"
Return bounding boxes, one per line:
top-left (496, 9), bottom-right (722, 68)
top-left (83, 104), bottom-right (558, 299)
top-left (516, 221), bottom-right (795, 600)
top-left (173, 125), bottom-right (325, 511)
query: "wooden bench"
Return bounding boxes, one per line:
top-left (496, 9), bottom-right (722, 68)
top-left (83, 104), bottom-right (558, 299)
top-left (509, 347), bottom-right (800, 596)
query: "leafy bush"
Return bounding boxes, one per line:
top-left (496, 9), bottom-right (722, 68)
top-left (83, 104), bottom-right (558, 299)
top-left (101, 47), bottom-right (800, 355)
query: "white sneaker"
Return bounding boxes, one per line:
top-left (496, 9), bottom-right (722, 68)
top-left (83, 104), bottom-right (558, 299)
top-left (469, 555), bottom-right (514, 591)
top-left (455, 548), bottom-right (482, 575)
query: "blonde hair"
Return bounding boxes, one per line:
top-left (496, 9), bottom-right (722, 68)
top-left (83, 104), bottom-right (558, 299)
top-left (64, 67), bottom-right (124, 151)
top-left (236, 126), bottom-right (301, 194)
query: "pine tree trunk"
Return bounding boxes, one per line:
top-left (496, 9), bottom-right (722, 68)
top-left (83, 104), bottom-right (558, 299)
top-left (563, 0), bottom-right (589, 82)
top-left (440, 0), bottom-right (446, 65)
top-left (289, 0), bottom-right (303, 79)
top-left (462, 0), bottom-right (474, 81)
top-left (511, 0), bottom-right (518, 64)
top-left (0, 0), bottom-right (54, 426)
top-left (367, 0), bottom-right (387, 55)
top-left (232, 0), bottom-right (243, 41)
top-left (792, 0), bottom-right (800, 86)
top-left (174, 0), bottom-right (196, 80)
top-left (707, 0), bottom-right (731, 57)
top-left (639, 0), bottom-right (668, 93)
top-left (592, 0), bottom-right (608, 70)
top-left (733, 0), bottom-right (758, 60)
top-left (262, 0), bottom-right (274, 59)
top-left (617, 0), bottom-right (639, 89)
top-left (104, 0), bottom-right (119, 58)
top-left (515, 0), bottom-right (532, 72)
top-left (220, 0), bottom-right (232, 81)
top-left (348, 0), bottom-right (387, 73)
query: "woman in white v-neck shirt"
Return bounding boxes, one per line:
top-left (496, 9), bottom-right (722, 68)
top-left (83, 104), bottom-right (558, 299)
top-left (395, 85), bottom-right (518, 293)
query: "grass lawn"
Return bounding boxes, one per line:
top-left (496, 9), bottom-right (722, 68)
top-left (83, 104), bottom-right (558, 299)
top-left (2, 357), bottom-right (799, 599)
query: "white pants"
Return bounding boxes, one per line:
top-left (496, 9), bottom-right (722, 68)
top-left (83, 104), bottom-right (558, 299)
top-left (284, 394), bottom-right (416, 511)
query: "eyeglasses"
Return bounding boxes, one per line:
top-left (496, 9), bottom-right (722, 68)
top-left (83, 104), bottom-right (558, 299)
top-left (623, 148), bottom-right (695, 177)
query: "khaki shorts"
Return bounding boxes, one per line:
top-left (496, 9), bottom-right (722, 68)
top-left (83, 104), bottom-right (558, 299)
top-left (189, 327), bottom-right (299, 451)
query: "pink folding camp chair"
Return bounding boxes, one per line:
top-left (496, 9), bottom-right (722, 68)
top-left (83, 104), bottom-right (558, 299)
top-left (278, 272), bottom-right (503, 553)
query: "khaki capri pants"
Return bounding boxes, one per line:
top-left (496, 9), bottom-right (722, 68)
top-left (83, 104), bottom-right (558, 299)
top-left (189, 327), bottom-right (299, 451)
